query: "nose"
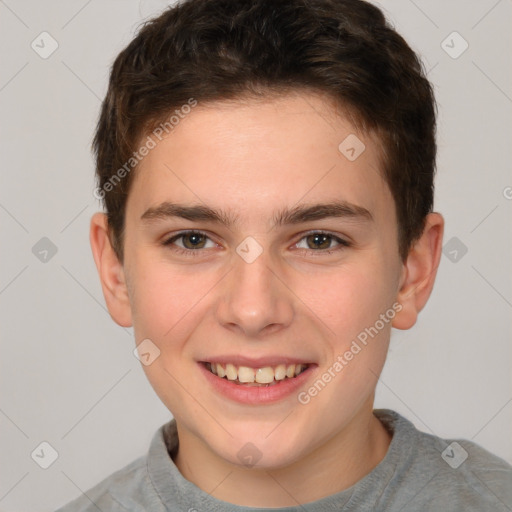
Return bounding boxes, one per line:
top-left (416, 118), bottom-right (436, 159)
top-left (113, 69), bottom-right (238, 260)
top-left (215, 250), bottom-right (294, 338)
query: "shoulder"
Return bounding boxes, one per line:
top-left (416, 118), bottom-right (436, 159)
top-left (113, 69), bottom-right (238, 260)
top-left (54, 422), bottom-right (173, 512)
top-left (375, 409), bottom-right (512, 511)
top-left (55, 455), bottom-right (151, 512)
top-left (417, 428), bottom-right (512, 510)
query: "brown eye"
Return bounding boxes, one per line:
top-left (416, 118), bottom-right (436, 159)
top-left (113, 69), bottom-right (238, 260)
top-left (164, 231), bottom-right (216, 251)
top-left (295, 232), bottom-right (350, 252)
top-left (306, 233), bottom-right (332, 250)
top-left (181, 232), bottom-right (207, 249)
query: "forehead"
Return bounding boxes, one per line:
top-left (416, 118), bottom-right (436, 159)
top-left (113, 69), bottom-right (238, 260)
top-left (127, 92), bottom-right (393, 227)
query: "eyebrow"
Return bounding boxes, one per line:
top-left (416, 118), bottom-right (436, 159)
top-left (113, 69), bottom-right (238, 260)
top-left (140, 200), bottom-right (373, 228)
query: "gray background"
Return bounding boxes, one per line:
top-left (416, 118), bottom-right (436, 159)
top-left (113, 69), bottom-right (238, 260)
top-left (0, 0), bottom-right (511, 510)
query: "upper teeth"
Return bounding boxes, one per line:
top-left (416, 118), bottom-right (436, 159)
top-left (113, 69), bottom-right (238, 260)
top-left (208, 363), bottom-right (307, 383)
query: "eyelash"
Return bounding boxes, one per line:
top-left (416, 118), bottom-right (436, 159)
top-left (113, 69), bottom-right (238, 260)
top-left (162, 230), bottom-right (351, 257)
top-left (162, 230), bottom-right (218, 257)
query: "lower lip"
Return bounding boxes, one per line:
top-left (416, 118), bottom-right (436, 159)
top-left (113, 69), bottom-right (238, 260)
top-left (198, 363), bottom-right (315, 405)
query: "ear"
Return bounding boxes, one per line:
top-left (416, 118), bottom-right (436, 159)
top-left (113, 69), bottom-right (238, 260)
top-left (89, 212), bottom-right (133, 327)
top-left (392, 212), bottom-right (444, 330)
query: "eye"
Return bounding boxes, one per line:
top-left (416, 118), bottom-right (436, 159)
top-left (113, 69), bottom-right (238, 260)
top-left (163, 231), bottom-right (217, 251)
top-left (295, 232), bottom-right (350, 252)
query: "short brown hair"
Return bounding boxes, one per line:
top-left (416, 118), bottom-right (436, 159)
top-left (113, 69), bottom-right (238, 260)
top-left (93, 0), bottom-right (437, 262)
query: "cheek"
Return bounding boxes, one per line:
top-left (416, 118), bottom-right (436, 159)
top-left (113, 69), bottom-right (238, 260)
top-left (293, 259), bottom-right (395, 341)
top-left (289, 256), bottom-right (395, 403)
top-left (128, 253), bottom-right (209, 343)
top-left (295, 269), bottom-right (392, 420)
top-left (127, 256), bottom-right (213, 410)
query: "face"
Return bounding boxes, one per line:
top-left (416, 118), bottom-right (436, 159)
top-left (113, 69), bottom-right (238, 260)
top-left (120, 92), bottom-right (405, 468)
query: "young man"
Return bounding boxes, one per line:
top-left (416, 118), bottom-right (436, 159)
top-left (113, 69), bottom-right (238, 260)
top-left (57, 0), bottom-right (512, 510)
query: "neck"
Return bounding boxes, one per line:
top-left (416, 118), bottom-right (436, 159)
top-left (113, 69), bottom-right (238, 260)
top-left (173, 402), bottom-right (392, 507)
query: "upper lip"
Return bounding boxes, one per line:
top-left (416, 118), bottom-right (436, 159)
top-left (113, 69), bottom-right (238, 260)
top-left (200, 356), bottom-right (314, 367)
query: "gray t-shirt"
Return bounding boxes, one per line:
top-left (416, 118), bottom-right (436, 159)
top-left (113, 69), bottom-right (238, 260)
top-left (55, 409), bottom-right (512, 511)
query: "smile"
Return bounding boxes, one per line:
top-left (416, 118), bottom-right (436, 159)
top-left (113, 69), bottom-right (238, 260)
top-left (205, 362), bottom-right (309, 386)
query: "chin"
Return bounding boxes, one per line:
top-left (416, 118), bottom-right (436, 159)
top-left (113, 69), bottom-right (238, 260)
top-left (213, 425), bottom-right (311, 470)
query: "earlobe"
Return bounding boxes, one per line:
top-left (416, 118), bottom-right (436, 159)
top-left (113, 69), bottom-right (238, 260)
top-left (392, 213), bottom-right (444, 330)
top-left (89, 212), bottom-right (133, 327)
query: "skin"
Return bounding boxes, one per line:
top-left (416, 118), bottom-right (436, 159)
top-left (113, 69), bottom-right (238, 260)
top-left (90, 91), bottom-right (444, 507)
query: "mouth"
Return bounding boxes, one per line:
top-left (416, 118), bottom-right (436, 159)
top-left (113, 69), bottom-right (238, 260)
top-left (203, 361), bottom-right (310, 387)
